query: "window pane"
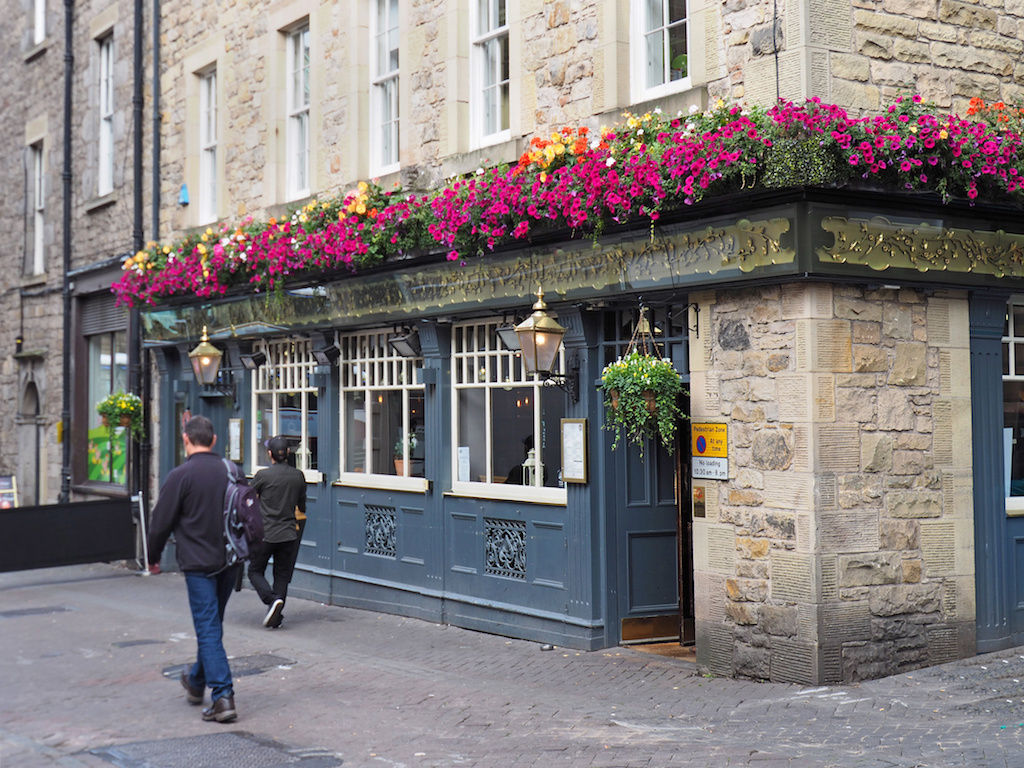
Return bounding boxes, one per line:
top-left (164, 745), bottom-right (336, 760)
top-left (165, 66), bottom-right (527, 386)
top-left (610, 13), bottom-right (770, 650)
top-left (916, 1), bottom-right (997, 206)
top-left (539, 388), bottom-right (567, 488)
top-left (278, 392), bottom-right (303, 464)
top-left (645, 0), bottom-right (663, 33)
top-left (1005, 380), bottom-right (1024, 496)
top-left (370, 390), bottom-right (402, 475)
top-left (345, 391), bottom-right (367, 472)
top-left (668, 0), bottom-right (686, 23)
top-left (490, 387), bottom-right (536, 484)
top-left (645, 30), bottom-right (664, 88)
top-left (1014, 307), bottom-right (1024, 338)
top-left (408, 391), bottom-right (425, 478)
top-left (1005, 342), bottom-right (1011, 376)
top-left (256, 392), bottom-right (275, 452)
top-left (668, 21), bottom-right (687, 80)
top-left (1016, 344), bottom-right (1024, 380)
top-left (457, 388), bottom-right (487, 482)
top-left (112, 331), bottom-right (128, 392)
top-left (305, 391), bottom-right (318, 471)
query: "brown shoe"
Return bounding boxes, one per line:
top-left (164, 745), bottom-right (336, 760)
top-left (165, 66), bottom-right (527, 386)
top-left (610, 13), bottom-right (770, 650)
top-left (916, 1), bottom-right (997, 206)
top-left (180, 671), bottom-right (203, 705)
top-left (201, 695), bottom-right (237, 723)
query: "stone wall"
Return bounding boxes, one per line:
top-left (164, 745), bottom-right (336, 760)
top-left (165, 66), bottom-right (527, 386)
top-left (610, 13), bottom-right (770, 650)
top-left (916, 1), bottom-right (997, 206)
top-left (731, 0), bottom-right (1024, 111)
top-left (0, 0), bottom-right (148, 503)
top-left (691, 283), bottom-right (974, 683)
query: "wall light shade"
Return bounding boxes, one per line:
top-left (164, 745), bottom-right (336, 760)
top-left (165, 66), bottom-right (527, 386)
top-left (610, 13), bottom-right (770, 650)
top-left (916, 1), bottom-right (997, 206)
top-left (388, 329), bottom-right (421, 358)
top-left (312, 343), bottom-right (342, 365)
top-left (189, 326), bottom-right (223, 385)
top-left (495, 323), bottom-right (521, 352)
top-left (240, 351), bottom-right (267, 370)
top-left (515, 288), bottom-right (565, 376)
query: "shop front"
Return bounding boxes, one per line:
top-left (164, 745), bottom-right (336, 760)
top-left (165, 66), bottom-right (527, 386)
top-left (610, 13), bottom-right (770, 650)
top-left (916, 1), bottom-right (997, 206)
top-left (142, 188), bottom-right (1024, 682)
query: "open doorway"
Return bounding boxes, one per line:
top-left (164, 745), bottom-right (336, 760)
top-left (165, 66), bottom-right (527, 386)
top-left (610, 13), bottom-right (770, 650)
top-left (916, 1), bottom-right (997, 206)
top-left (602, 305), bottom-right (694, 648)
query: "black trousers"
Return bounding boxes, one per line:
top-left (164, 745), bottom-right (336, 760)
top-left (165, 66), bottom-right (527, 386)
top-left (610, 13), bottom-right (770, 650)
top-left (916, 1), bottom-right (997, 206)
top-left (247, 538), bottom-right (300, 606)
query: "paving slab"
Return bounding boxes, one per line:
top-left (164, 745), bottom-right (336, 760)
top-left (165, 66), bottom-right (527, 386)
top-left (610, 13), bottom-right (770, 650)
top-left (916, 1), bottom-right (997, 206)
top-left (1, 563), bottom-right (1023, 767)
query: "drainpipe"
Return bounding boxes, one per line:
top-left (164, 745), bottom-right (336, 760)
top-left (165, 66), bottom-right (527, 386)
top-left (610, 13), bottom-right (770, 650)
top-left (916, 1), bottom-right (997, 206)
top-left (141, 0), bottom-right (161, 504)
top-left (129, 0), bottom-right (144, 499)
top-left (58, 0), bottom-right (74, 504)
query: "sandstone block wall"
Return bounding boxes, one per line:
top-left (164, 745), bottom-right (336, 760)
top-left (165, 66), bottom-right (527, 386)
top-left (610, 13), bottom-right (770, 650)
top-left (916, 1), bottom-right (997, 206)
top-left (690, 283), bottom-right (974, 683)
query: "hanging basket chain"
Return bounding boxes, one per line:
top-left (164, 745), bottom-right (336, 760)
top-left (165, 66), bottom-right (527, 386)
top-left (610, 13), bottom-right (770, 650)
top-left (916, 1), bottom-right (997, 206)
top-left (625, 304), bottom-right (663, 359)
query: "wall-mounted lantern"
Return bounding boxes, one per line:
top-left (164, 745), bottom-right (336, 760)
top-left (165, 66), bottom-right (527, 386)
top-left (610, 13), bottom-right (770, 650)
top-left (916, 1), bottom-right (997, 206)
top-left (514, 287), bottom-right (578, 403)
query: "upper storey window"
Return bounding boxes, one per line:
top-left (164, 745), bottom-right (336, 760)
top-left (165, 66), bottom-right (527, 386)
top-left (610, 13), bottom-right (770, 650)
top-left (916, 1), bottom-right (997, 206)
top-left (286, 23), bottom-right (310, 199)
top-left (371, 0), bottom-right (399, 173)
top-left (633, 0), bottom-right (690, 98)
top-left (471, 0), bottom-right (509, 146)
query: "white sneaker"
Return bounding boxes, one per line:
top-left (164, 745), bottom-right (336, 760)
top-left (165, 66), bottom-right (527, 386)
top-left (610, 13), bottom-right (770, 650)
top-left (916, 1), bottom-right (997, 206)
top-left (263, 598), bottom-right (284, 627)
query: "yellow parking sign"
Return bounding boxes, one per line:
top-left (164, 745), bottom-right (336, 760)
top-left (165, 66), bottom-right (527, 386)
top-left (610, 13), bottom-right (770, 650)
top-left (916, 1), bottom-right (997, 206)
top-left (691, 423), bottom-right (728, 479)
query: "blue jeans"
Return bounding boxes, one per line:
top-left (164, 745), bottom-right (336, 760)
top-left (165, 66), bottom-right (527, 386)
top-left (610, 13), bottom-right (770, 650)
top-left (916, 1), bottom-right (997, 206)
top-left (183, 568), bottom-right (237, 702)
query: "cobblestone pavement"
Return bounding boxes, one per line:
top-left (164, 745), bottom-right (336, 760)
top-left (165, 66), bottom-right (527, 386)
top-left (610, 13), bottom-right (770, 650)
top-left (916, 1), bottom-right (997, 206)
top-left (2, 563), bottom-right (1023, 767)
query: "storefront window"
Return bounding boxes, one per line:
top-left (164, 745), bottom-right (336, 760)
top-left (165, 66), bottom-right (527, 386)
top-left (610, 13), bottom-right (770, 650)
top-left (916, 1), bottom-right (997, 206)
top-left (1004, 303), bottom-right (1024, 505)
top-left (86, 331), bottom-right (128, 484)
top-left (452, 319), bottom-right (566, 502)
top-left (339, 329), bottom-right (425, 482)
top-left (250, 338), bottom-right (318, 471)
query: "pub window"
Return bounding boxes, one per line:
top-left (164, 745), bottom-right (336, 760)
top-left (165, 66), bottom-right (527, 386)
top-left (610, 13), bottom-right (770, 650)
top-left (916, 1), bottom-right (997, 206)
top-left (250, 338), bottom-right (318, 473)
top-left (338, 329), bottom-right (425, 488)
top-left (1004, 302), bottom-right (1024, 511)
top-left (86, 332), bottom-right (128, 484)
top-left (451, 319), bottom-right (566, 503)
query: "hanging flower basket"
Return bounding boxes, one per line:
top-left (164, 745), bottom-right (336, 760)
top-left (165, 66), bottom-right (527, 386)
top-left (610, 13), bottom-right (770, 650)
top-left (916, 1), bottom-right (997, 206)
top-left (602, 351), bottom-right (684, 453)
top-left (600, 307), bottom-right (685, 454)
top-left (96, 391), bottom-right (144, 440)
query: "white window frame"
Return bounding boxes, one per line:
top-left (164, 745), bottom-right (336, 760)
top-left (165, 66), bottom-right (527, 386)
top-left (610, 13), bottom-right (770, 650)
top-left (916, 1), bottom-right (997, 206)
top-left (97, 34), bottom-right (114, 196)
top-left (631, 0), bottom-right (691, 101)
top-left (250, 338), bottom-right (322, 482)
top-left (33, 0), bottom-right (45, 45)
top-left (285, 24), bottom-right (310, 200)
top-left (450, 318), bottom-right (567, 505)
top-left (470, 0), bottom-right (510, 148)
top-left (198, 68), bottom-right (217, 224)
top-left (30, 142), bottom-right (44, 275)
top-left (337, 329), bottom-right (427, 492)
top-left (370, 0), bottom-right (400, 175)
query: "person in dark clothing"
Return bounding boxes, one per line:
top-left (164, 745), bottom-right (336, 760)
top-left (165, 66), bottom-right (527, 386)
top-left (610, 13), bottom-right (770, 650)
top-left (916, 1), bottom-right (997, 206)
top-left (148, 415), bottom-right (239, 724)
top-left (248, 435), bottom-right (307, 629)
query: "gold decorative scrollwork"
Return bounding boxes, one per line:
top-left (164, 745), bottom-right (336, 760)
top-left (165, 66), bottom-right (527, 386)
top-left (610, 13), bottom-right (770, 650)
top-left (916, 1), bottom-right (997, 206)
top-left (817, 216), bottom-right (1024, 278)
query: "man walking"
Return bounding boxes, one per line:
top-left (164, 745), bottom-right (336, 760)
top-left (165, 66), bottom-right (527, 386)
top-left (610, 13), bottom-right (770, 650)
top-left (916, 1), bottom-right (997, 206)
top-left (148, 415), bottom-right (238, 723)
top-left (249, 435), bottom-right (307, 629)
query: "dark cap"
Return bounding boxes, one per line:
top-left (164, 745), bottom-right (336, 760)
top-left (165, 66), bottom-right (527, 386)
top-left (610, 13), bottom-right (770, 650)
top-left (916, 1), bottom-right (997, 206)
top-left (265, 435), bottom-right (289, 462)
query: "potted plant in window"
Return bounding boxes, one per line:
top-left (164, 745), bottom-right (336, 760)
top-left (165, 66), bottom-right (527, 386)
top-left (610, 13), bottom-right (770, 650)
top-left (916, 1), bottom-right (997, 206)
top-left (394, 433), bottom-right (418, 476)
top-left (96, 391), bottom-right (144, 440)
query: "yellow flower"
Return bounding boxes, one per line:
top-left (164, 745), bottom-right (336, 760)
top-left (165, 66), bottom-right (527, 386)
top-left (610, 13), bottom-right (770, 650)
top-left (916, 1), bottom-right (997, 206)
top-left (358, 180), bottom-right (368, 193)
top-left (939, 129), bottom-right (948, 139)
top-left (356, 203), bottom-right (366, 215)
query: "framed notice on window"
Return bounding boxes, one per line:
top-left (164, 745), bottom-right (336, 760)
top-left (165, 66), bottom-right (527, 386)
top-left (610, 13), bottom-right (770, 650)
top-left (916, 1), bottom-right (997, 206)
top-left (561, 419), bottom-right (588, 484)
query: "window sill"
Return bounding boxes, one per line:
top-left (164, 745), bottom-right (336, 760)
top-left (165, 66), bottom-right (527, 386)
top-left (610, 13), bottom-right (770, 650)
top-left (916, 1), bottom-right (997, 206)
top-left (20, 272), bottom-right (48, 288)
top-left (1006, 496), bottom-right (1024, 516)
top-left (71, 482), bottom-right (129, 499)
top-left (447, 482), bottom-right (566, 506)
top-left (24, 38), bottom-right (52, 63)
top-left (335, 472), bottom-right (428, 493)
top-left (250, 465), bottom-right (323, 484)
top-left (85, 193), bottom-right (117, 214)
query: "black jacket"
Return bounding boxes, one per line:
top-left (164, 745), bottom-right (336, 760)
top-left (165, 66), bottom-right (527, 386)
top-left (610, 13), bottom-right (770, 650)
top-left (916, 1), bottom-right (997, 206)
top-left (148, 451), bottom-right (229, 573)
top-left (252, 462), bottom-right (307, 543)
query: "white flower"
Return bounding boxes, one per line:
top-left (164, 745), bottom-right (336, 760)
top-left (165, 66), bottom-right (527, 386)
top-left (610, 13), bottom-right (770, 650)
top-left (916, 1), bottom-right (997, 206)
top-left (689, 104), bottom-right (699, 114)
top-left (653, 107), bottom-right (662, 114)
top-left (605, 157), bottom-right (615, 167)
top-left (475, 167), bottom-right (485, 175)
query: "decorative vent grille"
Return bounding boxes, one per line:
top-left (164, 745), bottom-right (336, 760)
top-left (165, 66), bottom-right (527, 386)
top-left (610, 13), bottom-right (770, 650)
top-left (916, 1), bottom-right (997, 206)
top-left (365, 505), bottom-right (397, 557)
top-left (484, 518), bottom-right (526, 580)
